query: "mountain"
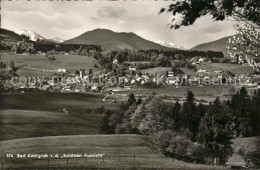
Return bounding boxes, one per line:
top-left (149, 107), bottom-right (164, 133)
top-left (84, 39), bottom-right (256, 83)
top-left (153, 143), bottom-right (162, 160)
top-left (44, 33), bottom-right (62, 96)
top-left (0, 28), bottom-right (25, 42)
top-left (52, 37), bottom-right (64, 43)
top-left (20, 30), bottom-right (46, 41)
top-left (190, 35), bottom-right (237, 56)
top-left (64, 29), bottom-right (175, 51)
top-left (157, 40), bottom-right (186, 50)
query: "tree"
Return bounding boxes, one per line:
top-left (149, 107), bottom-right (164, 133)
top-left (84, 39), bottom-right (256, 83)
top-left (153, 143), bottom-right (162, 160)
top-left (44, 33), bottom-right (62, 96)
top-left (138, 97), bottom-right (173, 134)
top-left (100, 110), bottom-right (114, 134)
top-left (249, 90), bottom-right (260, 136)
top-left (175, 54), bottom-right (184, 60)
top-left (128, 93), bottom-right (136, 106)
top-left (160, 0), bottom-right (260, 64)
top-left (197, 97), bottom-right (234, 166)
top-left (160, 0), bottom-right (252, 29)
top-left (89, 68), bottom-right (93, 75)
top-left (230, 87), bottom-right (251, 137)
top-left (179, 91), bottom-right (200, 138)
top-left (0, 80), bottom-right (4, 109)
top-left (75, 70), bottom-right (80, 76)
top-left (229, 87), bottom-right (236, 96)
top-left (172, 100), bottom-right (181, 131)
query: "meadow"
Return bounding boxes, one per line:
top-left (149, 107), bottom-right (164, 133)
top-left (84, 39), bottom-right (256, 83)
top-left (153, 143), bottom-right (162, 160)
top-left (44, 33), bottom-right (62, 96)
top-left (119, 84), bottom-right (235, 103)
top-left (0, 92), bottom-right (125, 141)
top-left (140, 67), bottom-right (172, 75)
top-left (0, 135), bottom-right (226, 169)
top-left (1, 53), bottom-right (99, 77)
top-left (2, 92), bottom-right (122, 113)
top-left (0, 109), bottom-right (103, 141)
top-left (182, 62), bottom-right (255, 76)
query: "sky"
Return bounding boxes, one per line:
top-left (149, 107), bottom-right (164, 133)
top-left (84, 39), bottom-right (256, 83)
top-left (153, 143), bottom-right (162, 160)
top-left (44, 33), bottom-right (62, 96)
top-left (1, 0), bottom-right (237, 49)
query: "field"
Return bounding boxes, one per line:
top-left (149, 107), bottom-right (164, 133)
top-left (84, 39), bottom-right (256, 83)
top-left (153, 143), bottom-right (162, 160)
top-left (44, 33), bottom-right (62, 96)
top-left (1, 53), bottom-right (99, 77)
top-left (0, 109), bottom-right (103, 141)
top-left (182, 62), bottom-right (255, 76)
top-left (0, 135), bottom-right (225, 169)
top-left (117, 84), bottom-right (235, 103)
top-left (140, 67), bottom-right (172, 75)
top-left (0, 92), bottom-right (126, 141)
top-left (2, 92), bottom-right (123, 113)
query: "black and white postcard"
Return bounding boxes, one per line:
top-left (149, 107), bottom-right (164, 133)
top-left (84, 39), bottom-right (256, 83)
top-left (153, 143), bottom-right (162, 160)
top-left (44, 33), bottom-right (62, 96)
top-left (0, 0), bottom-right (259, 169)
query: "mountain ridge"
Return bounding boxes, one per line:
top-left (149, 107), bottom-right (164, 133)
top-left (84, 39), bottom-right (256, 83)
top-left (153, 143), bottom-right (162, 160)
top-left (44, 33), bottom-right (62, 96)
top-left (64, 28), bottom-right (176, 51)
top-left (190, 35), bottom-right (238, 56)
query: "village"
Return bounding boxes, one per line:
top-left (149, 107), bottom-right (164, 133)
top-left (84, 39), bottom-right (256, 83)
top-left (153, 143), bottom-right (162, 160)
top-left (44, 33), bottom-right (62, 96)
top-left (2, 55), bottom-right (260, 95)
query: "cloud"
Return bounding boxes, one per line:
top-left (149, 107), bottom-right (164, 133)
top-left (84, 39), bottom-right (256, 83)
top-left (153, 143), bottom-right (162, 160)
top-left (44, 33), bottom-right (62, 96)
top-left (97, 6), bottom-right (127, 18)
top-left (1, 0), bottom-right (237, 48)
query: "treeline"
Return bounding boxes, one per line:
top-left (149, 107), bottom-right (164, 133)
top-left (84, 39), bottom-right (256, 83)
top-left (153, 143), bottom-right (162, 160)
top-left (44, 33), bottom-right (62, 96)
top-left (100, 87), bottom-right (260, 166)
top-left (139, 49), bottom-right (224, 60)
top-left (96, 49), bottom-right (224, 72)
top-left (34, 40), bottom-right (101, 53)
top-left (100, 49), bottom-right (224, 63)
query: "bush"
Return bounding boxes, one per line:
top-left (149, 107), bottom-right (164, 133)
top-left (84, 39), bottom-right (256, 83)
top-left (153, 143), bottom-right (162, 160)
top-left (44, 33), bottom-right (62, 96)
top-left (94, 63), bottom-right (99, 68)
top-left (115, 122), bottom-right (139, 134)
top-left (86, 108), bottom-right (92, 114)
top-left (245, 151), bottom-right (260, 168)
top-left (220, 58), bottom-right (231, 63)
top-left (171, 60), bottom-right (186, 68)
top-left (147, 130), bottom-right (210, 163)
top-left (172, 67), bottom-right (184, 74)
top-left (148, 130), bottom-right (177, 156)
top-left (94, 105), bottom-right (105, 114)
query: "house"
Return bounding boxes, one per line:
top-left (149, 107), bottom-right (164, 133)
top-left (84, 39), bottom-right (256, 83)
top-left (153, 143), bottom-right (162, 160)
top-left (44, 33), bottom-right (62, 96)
top-left (204, 75), bottom-right (210, 79)
top-left (119, 77), bottom-right (129, 84)
top-left (226, 153), bottom-right (247, 169)
top-left (131, 79), bottom-right (136, 84)
top-left (166, 78), bottom-right (177, 85)
top-left (62, 86), bottom-right (71, 92)
top-left (167, 72), bottom-right (174, 77)
top-left (214, 70), bottom-right (223, 74)
top-left (90, 85), bottom-right (99, 92)
top-left (57, 68), bottom-right (67, 73)
top-left (199, 58), bottom-right (206, 63)
top-left (113, 59), bottom-right (119, 64)
top-left (129, 67), bottom-right (136, 71)
top-left (198, 69), bottom-right (207, 73)
top-left (217, 74), bottom-right (222, 79)
top-left (189, 77), bottom-right (198, 84)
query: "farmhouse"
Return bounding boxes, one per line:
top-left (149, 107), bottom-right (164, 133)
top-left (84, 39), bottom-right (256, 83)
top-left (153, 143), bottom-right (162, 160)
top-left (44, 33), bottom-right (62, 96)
top-left (167, 71), bottom-right (174, 77)
top-left (113, 59), bottom-right (119, 65)
top-left (199, 58), bottom-right (207, 63)
top-left (198, 69), bottom-right (207, 73)
top-left (57, 68), bottom-right (67, 73)
top-left (129, 67), bottom-right (136, 71)
top-left (214, 70), bottom-right (223, 74)
top-left (166, 78), bottom-right (177, 85)
top-left (226, 154), bottom-right (247, 169)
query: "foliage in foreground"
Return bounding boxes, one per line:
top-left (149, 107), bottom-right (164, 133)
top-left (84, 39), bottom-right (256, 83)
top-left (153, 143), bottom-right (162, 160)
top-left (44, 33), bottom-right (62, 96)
top-left (100, 87), bottom-right (260, 166)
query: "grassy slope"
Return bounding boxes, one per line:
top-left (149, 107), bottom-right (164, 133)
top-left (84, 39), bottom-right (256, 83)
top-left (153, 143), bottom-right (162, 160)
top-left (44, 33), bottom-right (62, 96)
top-left (2, 92), bottom-right (123, 113)
top-left (179, 63), bottom-right (254, 77)
top-left (0, 135), bottom-right (224, 169)
top-left (140, 67), bottom-right (172, 75)
top-left (227, 137), bottom-right (260, 166)
top-left (190, 35), bottom-right (234, 56)
top-left (0, 109), bottom-right (103, 141)
top-left (232, 136), bottom-right (260, 153)
top-left (1, 54), bottom-right (99, 77)
top-left (1, 92), bottom-right (125, 141)
top-left (139, 62), bottom-right (254, 76)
